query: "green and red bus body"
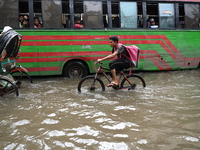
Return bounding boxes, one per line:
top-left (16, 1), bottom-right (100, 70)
top-left (17, 29), bottom-right (200, 76)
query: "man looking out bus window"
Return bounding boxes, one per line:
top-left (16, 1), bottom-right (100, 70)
top-left (74, 17), bottom-right (84, 28)
top-left (148, 18), bottom-right (158, 28)
top-left (95, 36), bottom-right (131, 87)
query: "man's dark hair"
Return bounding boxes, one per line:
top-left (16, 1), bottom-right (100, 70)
top-left (74, 17), bottom-right (81, 21)
top-left (109, 36), bottom-right (118, 43)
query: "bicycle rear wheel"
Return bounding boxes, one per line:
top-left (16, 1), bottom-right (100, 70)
top-left (120, 74), bottom-right (146, 91)
top-left (77, 76), bottom-right (105, 93)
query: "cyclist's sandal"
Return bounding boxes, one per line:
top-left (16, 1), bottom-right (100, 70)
top-left (107, 82), bottom-right (119, 87)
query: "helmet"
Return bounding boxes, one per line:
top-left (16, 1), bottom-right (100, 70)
top-left (2, 26), bottom-right (13, 33)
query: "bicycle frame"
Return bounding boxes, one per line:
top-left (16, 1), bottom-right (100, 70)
top-left (94, 62), bottom-right (129, 87)
top-left (78, 62), bottom-right (146, 92)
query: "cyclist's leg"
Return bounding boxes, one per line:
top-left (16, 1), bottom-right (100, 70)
top-left (109, 59), bottom-right (129, 86)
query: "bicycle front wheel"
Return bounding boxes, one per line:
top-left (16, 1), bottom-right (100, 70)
top-left (77, 76), bottom-right (105, 93)
top-left (120, 74), bottom-right (146, 91)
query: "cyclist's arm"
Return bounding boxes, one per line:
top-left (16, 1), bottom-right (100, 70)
top-left (97, 51), bottom-right (118, 62)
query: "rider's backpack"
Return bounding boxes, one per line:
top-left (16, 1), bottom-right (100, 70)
top-left (112, 43), bottom-right (140, 74)
top-left (124, 45), bottom-right (140, 68)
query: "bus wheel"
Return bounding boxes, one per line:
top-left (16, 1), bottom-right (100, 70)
top-left (63, 61), bottom-right (88, 78)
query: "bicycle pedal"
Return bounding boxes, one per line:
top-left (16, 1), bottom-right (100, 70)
top-left (112, 85), bottom-right (119, 90)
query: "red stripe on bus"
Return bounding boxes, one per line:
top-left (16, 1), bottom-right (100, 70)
top-left (21, 39), bottom-right (165, 46)
top-left (22, 35), bottom-right (167, 41)
top-left (27, 67), bottom-right (60, 72)
top-left (17, 57), bottom-right (90, 63)
top-left (19, 51), bottom-right (111, 57)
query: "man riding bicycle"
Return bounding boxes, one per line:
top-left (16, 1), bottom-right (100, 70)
top-left (95, 36), bottom-right (132, 87)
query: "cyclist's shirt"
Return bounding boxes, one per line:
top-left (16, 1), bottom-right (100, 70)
top-left (112, 44), bottom-right (130, 63)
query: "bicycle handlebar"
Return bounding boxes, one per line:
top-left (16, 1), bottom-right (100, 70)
top-left (93, 61), bottom-right (103, 71)
top-left (96, 61), bottom-right (103, 65)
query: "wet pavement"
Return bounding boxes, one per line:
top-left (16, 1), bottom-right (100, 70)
top-left (0, 69), bottom-right (200, 150)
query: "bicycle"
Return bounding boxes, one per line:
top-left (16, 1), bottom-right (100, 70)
top-left (77, 62), bottom-right (146, 93)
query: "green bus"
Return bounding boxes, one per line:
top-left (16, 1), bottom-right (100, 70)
top-left (0, 0), bottom-right (200, 78)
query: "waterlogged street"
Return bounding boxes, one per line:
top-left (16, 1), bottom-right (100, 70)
top-left (0, 70), bottom-right (200, 150)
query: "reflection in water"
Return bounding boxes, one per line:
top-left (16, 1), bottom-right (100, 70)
top-left (0, 70), bottom-right (200, 149)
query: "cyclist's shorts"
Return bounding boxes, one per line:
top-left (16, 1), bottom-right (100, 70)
top-left (109, 59), bottom-right (130, 71)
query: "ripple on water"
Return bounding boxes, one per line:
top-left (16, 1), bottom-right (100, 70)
top-left (47, 130), bottom-right (65, 137)
top-left (101, 122), bottom-right (138, 130)
top-left (11, 119), bottom-right (30, 128)
top-left (42, 119), bottom-right (59, 124)
top-left (98, 142), bottom-right (129, 150)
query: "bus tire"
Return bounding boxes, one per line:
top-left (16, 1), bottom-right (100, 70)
top-left (63, 61), bottom-right (88, 78)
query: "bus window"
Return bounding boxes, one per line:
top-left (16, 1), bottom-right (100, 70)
top-left (62, 0), bottom-right (70, 28)
top-left (146, 3), bottom-right (158, 28)
top-left (179, 4), bottom-right (185, 28)
top-left (42, 0), bottom-right (62, 28)
top-left (120, 2), bottom-right (137, 28)
top-left (84, 1), bottom-right (103, 28)
top-left (111, 2), bottom-right (120, 28)
top-left (74, 1), bottom-right (84, 28)
top-left (184, 3), bottom-right (199, 29)
top-left (19, 0), bottom-right (29, 28)
top-left (159, 3), bottom-right (175, 28)
top-left (19, 0), bottom-right (43, 29)
top-left (137, 2), bottom-right (143, 28)
top-left (103, 1), bottom-right (108, 28)
top-left (0, 0), bottom-right (18, 28)
top-left (111, 2), bottom-right (141, 28)
top-left (34, 0), bottom-right (42, 28)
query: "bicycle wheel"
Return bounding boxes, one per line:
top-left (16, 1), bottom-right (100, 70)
top-left (0, 78), bottom-right (19, 96)
top-left (77, 76), bottom-right (105, 93)
top-left (11, 70), bottom-right (33, 84)
top-left (120, 74), bottom-right (146, 91)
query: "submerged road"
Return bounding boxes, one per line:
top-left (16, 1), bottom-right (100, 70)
top-left (0, 69), bottom-right (200, 149)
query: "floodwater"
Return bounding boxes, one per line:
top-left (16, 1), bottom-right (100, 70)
top-left (0, 69), bottom-right (200, 150)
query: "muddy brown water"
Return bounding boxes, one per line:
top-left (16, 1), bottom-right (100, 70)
top-left (0, 70), bottom-right (200, 150)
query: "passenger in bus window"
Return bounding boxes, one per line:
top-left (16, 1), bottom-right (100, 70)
top-left (22, 15), bottom-right (30, 28)
top-left (138, 16), bottom-right (143, 28)
top-left (74, 17), bottom-right (84, 28)
top-left (24, 15), bottom-right (29, 21)
top-left (112, 16), bottom-right (120, 28)
top-left (19, 15), bottom-right (24, 28)
top-left (103, 16), bottom-right (108, 28)
top-left (148, 18), bottom-right (158, 28)
top-left (62, 15), bottom-right (70, 28)
top-left (34, 17), bottom-right (42, 28)
top-left (62, 14), bottom-right (67, 28)
top-left (22, 19), bottom-right (30, 28)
